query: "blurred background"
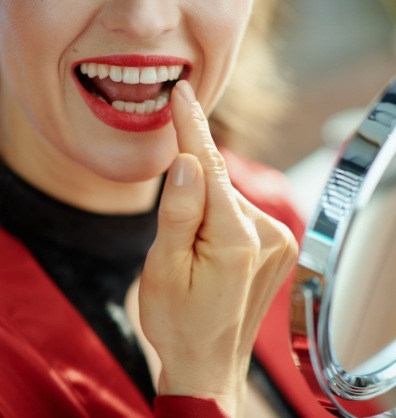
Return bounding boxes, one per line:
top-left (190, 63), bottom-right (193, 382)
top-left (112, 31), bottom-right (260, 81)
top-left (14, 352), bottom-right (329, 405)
top-left (266, 0), bottom-right (396, 218)
top-left (270, 0), bottom-right (396, 169)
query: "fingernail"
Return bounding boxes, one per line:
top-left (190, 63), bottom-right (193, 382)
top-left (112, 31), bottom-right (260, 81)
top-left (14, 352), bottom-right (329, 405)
top-left (171, 155), bottom-right (198, 187)
top-left (175, 80), bottom-right (196, 102)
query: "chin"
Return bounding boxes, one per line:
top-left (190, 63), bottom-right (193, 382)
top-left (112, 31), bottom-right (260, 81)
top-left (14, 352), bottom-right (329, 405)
top-left (49, 112), bottom-right (179, 184)
top-left (80, 146), bottom-right (177, 183)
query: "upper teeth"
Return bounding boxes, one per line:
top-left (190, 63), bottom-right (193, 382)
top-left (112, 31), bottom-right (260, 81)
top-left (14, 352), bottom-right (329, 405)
top-left (80, 63), bottom-right (183, 85)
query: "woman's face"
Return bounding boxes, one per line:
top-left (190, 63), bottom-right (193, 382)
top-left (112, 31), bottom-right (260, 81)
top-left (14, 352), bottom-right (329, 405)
top-left (0, 0), bottom-right (253, 182)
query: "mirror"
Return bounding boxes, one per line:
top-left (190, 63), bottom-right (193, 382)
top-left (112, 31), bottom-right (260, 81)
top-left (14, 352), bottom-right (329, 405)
top-left (290, 78), bottom-right (396, 417)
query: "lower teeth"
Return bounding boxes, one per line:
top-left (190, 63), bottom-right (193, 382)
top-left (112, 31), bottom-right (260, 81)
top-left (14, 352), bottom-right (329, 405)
top-left (94, 92), bottom-right (170, 114)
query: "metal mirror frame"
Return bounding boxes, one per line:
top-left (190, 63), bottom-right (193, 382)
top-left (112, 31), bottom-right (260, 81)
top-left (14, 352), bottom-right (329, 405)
top-left (290, 78), bottom-right (396, 418)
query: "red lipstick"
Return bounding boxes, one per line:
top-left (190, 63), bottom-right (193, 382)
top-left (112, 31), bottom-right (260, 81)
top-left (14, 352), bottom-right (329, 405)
top-left (72, 55), bottom-right (191, 132)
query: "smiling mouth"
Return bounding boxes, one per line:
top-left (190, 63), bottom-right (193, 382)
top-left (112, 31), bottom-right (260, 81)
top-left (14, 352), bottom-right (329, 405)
top-left (75, 63), bottom-right (186, 114)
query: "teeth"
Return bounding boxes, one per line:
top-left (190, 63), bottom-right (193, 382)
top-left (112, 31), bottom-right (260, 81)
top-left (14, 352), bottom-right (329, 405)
top-left (80, 62), bottom-right (180, 114)
top-left (112, 100), bottom-right (125, 112)
top-left (139, 67), bottom-right (157, 84)
top-left (111, 93), bottom-right (170, 114)
top-left (125, 102), bottom-right (136, 113)
top-left (157, 66), bottom-right (169, 83)
top-left (98, 64), bottom-right (109, 80)
top-left (168, 66), bottom-right (178, 80)
top-left (80, 62), bottom-right (184, 85)
top-left (109, 66), bottom-right (123, 82)
top-left (122, 67), bottom-right (139, 84)
top-left (87, 63), bottom-right (97, 79)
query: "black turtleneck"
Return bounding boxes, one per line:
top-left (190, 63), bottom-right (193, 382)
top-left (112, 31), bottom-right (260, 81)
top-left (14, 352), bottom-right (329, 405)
top-left (0, 162), bottom-right (159, 404)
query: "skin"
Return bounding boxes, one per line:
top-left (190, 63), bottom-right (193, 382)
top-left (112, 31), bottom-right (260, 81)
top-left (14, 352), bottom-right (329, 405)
top-left (0, 0), bottom-right (298, 416)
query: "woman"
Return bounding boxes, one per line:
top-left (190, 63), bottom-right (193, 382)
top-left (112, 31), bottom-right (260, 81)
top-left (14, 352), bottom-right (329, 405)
top-left (0, 1), bottom-right (326, 417)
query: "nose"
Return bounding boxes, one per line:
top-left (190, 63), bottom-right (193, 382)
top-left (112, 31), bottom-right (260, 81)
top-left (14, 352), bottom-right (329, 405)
top-left (101, 0), bottom-right (180, 41)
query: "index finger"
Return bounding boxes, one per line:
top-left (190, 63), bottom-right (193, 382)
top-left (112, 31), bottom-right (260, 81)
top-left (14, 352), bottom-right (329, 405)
top-left (171, 80), bottom-right (243, 238)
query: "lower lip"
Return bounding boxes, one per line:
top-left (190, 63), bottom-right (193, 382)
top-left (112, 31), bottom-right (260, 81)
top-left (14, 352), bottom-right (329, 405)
top-left (72, 72), bottom-right (172, 132)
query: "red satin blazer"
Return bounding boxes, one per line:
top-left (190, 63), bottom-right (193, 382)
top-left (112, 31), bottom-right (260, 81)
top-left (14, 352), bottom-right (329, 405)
top-left (0, 150), bottom-right (333, 418)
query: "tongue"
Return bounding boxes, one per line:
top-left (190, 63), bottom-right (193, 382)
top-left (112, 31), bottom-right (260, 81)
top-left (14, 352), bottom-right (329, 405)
top-left (92, 77), bottom-right (164, 103)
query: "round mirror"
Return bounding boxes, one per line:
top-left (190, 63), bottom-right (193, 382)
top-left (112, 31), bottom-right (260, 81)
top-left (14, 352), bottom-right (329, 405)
top-left (290, 78), bottom-right (396, 417)
top-left (330, 156), bottom-right (396, 376)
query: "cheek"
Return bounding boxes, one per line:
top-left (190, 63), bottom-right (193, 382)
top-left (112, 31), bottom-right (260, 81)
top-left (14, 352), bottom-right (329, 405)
top-left (190, 0), bottom-right (252, 46)
top-left (0, 1), bottom-right (94, 75)
top-left (0, 3), bottom-right (65, 93)
top-left (185, 0), bottom-right (252, 110)
top-left (1, 2), bottom-right (68, 51)
top-left (0, 1), bottom-right (94, 121)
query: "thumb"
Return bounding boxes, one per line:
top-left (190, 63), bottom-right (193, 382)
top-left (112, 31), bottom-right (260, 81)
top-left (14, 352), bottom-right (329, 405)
top-left (154, 153), bottom-right (205, 257)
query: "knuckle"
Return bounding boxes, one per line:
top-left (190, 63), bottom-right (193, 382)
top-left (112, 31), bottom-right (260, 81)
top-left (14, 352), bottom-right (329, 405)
top-left (256, 215), bottom-right (299, 265)
top-left (191, 101), bottom-right (208, 124)
top-left (205, 148), bottom-right (227, 173)
top-left (143, 244), bottom-right (185, 289)
top-left (272, 221), bottom-right (299, 265)
top-left (223, 213), bottom-right (260, 248)
top-left (158, 201), bottom-right (198, 228)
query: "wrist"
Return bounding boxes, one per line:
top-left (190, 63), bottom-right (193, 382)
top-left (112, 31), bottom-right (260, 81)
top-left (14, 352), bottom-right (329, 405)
top-left (158, 363), bottom-right (248, 417)
top-left (154, 395), bottom-right (233, 418)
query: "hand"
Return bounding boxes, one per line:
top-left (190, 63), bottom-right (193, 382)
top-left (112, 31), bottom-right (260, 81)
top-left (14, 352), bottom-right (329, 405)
top-left (127, 80), bottom-right (298, 417)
